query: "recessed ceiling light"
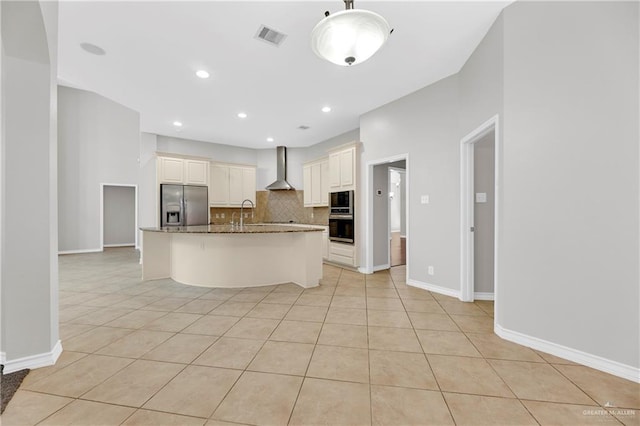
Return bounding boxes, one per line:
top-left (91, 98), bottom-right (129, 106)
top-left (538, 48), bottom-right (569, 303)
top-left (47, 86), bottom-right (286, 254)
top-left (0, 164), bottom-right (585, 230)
top-left (173, 121), bottom-right (183, 127)
top-left (266, 137), bottom-right (274, 142)
top-left (237, 112), bottom-right (248, 119)
top-left (322, 106), bottom-right (332, 113)
top-left (80, 42), bottom-right (106, 56)
top-left (196, 70), bottom-right (210, 79)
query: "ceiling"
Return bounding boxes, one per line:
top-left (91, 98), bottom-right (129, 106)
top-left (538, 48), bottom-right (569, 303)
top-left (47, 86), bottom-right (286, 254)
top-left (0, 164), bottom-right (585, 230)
top-left (58, 1), bottom-right (510, 149)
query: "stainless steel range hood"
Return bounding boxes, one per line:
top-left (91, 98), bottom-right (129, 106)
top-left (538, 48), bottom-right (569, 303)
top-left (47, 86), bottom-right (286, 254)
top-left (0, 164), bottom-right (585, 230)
top-left (266, 146), bottom-right (294, 190)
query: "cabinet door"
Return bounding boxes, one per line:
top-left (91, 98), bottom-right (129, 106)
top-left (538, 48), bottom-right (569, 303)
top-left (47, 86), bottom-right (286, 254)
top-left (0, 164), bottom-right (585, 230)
top-left (311, 163), bottom-right (322, 205)
top-left (303, 165), bottom-right (312, 206)
top-left (340, 148), bottom-right (354, 187)
top-left (329, 152), bottom-right (341, 188)
top-left (241, 167), bottom-right (256, 204)
top-left (320, 160), bottom-right (329, 206)
top-left (228, 167), bottom-right (244, 205)
top-left (184, 160), bottom-right (208, 185)
top-left (209, 164), bottom-right (230, 205)
top-left (159, 157), bottom-right (184, 184)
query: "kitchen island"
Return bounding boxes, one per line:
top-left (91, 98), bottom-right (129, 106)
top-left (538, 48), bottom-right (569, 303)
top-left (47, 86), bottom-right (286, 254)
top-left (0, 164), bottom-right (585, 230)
top-left (140, 224), bottom-right (324, 288)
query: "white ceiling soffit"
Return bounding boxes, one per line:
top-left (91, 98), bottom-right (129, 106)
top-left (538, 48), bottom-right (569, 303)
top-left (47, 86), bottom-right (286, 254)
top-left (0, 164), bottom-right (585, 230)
top-left (58, 1), bottom-right (510, 149)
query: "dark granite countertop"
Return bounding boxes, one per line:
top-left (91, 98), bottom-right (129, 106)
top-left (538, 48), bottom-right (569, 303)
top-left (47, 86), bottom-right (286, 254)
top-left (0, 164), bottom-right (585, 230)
top-left (140, 224), bottom-right (324, 234)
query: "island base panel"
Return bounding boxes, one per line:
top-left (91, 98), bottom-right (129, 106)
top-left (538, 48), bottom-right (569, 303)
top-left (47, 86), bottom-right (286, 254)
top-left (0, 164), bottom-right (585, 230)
top-left (142, 230), bottom-right (322, 289)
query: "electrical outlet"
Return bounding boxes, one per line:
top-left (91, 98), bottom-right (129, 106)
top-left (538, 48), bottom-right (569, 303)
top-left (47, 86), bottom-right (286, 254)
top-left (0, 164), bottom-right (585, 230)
top-left (244, 213), bottom-right (248, 218)
top-left (215, 213), bottom-right (220, 219)
top-left (221, 213), bottom-right (225, 219)
top-left (428, 266), bottom-right (434, 276)
top-left (421, 195), bottom-right (430, 204)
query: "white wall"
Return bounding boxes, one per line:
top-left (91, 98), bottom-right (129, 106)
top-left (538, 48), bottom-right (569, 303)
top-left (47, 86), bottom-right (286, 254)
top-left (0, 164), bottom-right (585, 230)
top-left (58, 86), bottom-right (140, 252)
top-left (103, 186), bottom-right (135, 246)
top-left (1, 0), bottom-right (59, 367)
top-left (500, 1), bottom-right (639, 370)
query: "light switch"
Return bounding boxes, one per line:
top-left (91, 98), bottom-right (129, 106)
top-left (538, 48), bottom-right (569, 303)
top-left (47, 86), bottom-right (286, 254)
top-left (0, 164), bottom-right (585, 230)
top-left (421, 195), bottom-right (429, 204)
top-left (475, 193), bottom-right (487, 203)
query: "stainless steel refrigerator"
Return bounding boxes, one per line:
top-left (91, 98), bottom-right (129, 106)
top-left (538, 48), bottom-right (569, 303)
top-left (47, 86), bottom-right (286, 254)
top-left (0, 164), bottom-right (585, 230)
top-left (161, 184), bottom-right (208, 226)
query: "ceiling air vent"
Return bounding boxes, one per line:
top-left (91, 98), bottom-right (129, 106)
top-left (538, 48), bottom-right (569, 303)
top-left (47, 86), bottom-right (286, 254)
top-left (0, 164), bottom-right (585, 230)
top-left (255, 25), bottom-right (287, 47)
top-left (298, 125), bottom-right (310, 130)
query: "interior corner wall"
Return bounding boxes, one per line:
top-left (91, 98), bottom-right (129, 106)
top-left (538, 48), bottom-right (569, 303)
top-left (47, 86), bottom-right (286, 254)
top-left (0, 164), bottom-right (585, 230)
top-left (156, 135), bottom-right (257, 165)
top-left (139, 132), bottom-right (158, 237)
top-left (58, 86), bottom-right (140, 252)
top-left (1, 0), bottom-right (59, 365)
top-left (500, 1), bottom-right (639, 369)
top-left (304, 128), bottom-right (360, 161)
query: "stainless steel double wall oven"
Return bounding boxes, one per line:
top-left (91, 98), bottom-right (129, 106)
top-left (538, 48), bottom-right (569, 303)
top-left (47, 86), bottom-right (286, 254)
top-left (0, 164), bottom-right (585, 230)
top-left (329, 190), bottom-right (354, 244)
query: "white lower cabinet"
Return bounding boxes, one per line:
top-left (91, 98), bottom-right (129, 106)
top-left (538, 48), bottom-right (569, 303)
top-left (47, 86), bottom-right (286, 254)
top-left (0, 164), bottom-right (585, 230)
top-left (329, 241), bottom-right (356, 266)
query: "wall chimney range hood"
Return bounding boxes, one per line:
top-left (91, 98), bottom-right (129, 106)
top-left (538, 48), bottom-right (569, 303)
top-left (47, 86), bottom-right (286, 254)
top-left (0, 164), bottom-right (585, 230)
top-left (266, 146), bottom-right (294, 190)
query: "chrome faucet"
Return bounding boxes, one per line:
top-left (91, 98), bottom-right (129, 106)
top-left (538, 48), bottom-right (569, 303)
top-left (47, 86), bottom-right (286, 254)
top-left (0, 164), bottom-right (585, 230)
top-left (240, 199), bottom-right (254, 228)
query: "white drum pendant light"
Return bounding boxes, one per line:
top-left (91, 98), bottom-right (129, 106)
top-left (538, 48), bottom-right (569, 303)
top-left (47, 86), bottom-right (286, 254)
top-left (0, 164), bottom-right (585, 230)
top-left (311, 0), bottom-right (391, 66)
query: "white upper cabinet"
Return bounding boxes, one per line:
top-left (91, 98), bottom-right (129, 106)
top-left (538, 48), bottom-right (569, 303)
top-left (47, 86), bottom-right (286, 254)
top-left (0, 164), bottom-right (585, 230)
top-left (210, 162), bottom-right (256, 207)
top-left (328, 145), bottom-right (356, 191)
top-left (241, 167), bottom-right (256, 204)
top-left (303, 157), bottom-right (329, 207)
top-left (158, 155), bottom-right (209, 186)
top-left (209, 164), bottom-right (230, 205)
top-left (158, 156), bottom-right (185, 184)
top-left (303, 165), bottom-right (313, 206)
top-left (184, 159), bottom-right (209, 185)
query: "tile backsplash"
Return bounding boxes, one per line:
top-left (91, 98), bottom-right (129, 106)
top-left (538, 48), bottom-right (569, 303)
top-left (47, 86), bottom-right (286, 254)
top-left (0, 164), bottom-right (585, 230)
top-left (210, 190), bottom-right (328, 226)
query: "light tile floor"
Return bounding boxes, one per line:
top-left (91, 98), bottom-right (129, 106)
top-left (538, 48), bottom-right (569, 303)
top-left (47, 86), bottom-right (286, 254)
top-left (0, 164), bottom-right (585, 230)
top-left (3, 248), bottom-right (639, 425)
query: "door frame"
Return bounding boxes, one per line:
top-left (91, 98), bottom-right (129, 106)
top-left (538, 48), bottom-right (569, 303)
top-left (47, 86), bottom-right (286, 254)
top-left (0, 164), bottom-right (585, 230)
top-left (100, 183), bottom-right (139, 250)
top-left (460, 115), bottom-right (500, 302)
top-left (363, 153), bottom-right (409, 278)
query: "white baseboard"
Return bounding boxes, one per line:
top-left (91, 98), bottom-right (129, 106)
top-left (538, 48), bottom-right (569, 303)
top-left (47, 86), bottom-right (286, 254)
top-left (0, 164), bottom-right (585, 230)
top-left (103, 244), bottom-right (135, 248)
top-left (495, 324), bottom-right (639, 383)
top-left (2, 340), bottom-right (62, 374)
top-left (474, 292), bottom-right (495, 301)
top-left (407, 278), bottom-right (460, 299)
top-left (373, 263), bottom-right (390, 272)
top-left (358, 266), bottom-right (372, 274)
top-left (58, 248), bottom-right (102, 255)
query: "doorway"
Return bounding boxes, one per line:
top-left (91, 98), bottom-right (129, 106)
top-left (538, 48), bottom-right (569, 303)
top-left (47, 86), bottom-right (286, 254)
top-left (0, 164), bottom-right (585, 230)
top-left (460, 115), bottom-right (499, 303)
top-left (101, 184), bottom-right (138, 249)
top-left (367, 155), bottom-right (409, 275)
top-left (389, 167), bottom-right (406, 266)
